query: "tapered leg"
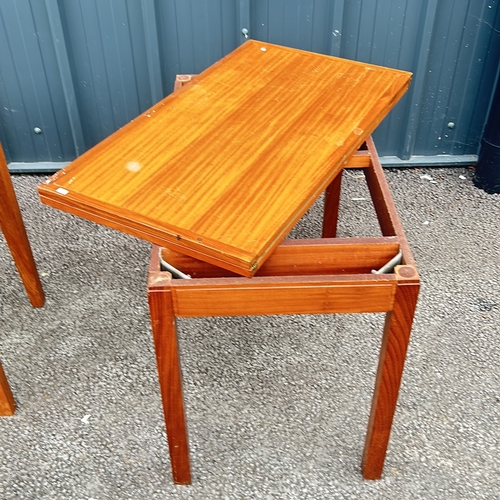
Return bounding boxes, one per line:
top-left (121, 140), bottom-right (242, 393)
top-left (0, 146), bottom-right (45, 307)
top-left (322, 171), bottom-right (342, 238)
top-left (0, 362), bottom-right (16, 416)
top-left (362, 272), bottom-right (419, 479)
top-left (148, 287), bottom-right (191, 485)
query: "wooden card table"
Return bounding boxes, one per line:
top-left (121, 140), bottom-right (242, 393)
top-left (38, 41), bottom-right (411, 278)
top-left (38, 42), bottom-right (418, 483)
top-left (148, 131), bottom-right (420, 485)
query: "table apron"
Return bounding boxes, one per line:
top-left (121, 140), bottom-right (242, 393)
top-left (170, 281), bottom-right (396, 317)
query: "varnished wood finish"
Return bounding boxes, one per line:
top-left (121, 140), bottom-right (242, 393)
top-left (147, 135), bottom-right (419, 484)
top-left (160, 238), bottom-right (401, 278)
top-left (173, 74), bottom-right (196, 91)
top-left (322, 172), bottom-right (343, 238)
top-left (362, 267), bottom-right (419, 479)
top-left (148, 284), bottom-right (191, 485)
top-left (343, 150), bottom-right (372, 168)
top-left (0, 362), bottom-right (16, 416)
top-left (363, 137), bottom-right (416, 266)
top-left (39, 41), bottom-right (411, 277)
top-left (0, 145), bottom-right (45, 307)
top-left (171, 276), bottom-right (396, 317)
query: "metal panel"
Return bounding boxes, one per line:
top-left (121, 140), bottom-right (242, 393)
top-left (156, 0), bottom-right (239, 94)
top-left (250, 0), bottom-right (343, 55)
top-left (414, 0), bottom-right (500, 156)
top-left (340, 0), bottom-right (422, 156)
top-left (0, 0), bottom-right (76, 163)
top-left (57, 0), bottom-right (155, 150)
top-left (1, 0), bottom-right (500, 170)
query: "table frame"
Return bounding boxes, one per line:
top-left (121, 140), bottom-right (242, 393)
top-left (147, 96), bottom-right (419, 483)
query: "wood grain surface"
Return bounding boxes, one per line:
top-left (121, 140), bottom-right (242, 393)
top-left (160, 238), bottom-right (401, 278)
top-left (39, 41), bottom-right (411, 276)
top-left (0, 362), bottom-right (16, 416)
top-left (1, 144), bottom-right (45, 307)
top-left (148, 287), bottom-right (191, 484)
top-left (362, 272), bottom-right (419, 479)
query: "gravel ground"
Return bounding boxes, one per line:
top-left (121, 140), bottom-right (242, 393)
top-left (0, 167), bottom-right (499, 499)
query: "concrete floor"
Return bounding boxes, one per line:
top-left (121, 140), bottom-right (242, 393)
top-left (1, 166), bottom-right (499, 499)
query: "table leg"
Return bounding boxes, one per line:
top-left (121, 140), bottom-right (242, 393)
top-left (362, 268), bottom-right (419, 479)
top-left (0, 362), bottom-right (16, 416)
top-left (322, 171), bottom-right (342, 238)
top-left (148, 287), bottom-right (191, 485)
top-left (0, 147), bottom-right (45, 307)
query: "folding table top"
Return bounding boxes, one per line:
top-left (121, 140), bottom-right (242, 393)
top-left (38, 41), bottom-right (411, 277)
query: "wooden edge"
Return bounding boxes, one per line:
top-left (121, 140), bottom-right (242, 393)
top-left (166, 273), bottom-right (397, 289)
top-left (148, 245), bottom-right (172, 289)
top-left (171, 279), bottom-right (397, 317)
top-left (394, 264), bottom-right (420, 284)
top-left (174, 75), bottom-right (196, 91)
top-left (148, 243), bottom-right (162, 273)
top-left (344, 150), bottom-right (371, 169)
top-left (38, 191), bottom-right (257, 277)
top-left (362, 277), bottom-right (419, 479)
top-left (280, 237), bottom-right (399, 246)
top-left (146, 239), bottom-right (401, 292)
top-left (0, 363), bottom-right (16, 416)
top-left (364, 137), bottom-right (417, 267)
top-left (147, 285), bottom-right (192, 485)
top-left (169, 273), bottom-right (397, 287)
top-left (157, 239), bottom-right (403, 279)
top-left (0, 146), bottom-right (45, 307)
top-left (322, 171), bottom-right (342, 238)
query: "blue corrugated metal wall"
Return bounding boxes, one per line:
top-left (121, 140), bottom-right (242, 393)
top-left (1, 0), bottom-right (499, 171)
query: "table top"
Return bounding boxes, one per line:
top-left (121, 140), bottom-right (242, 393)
top-left (38, 41), bottom-right (411, 276)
